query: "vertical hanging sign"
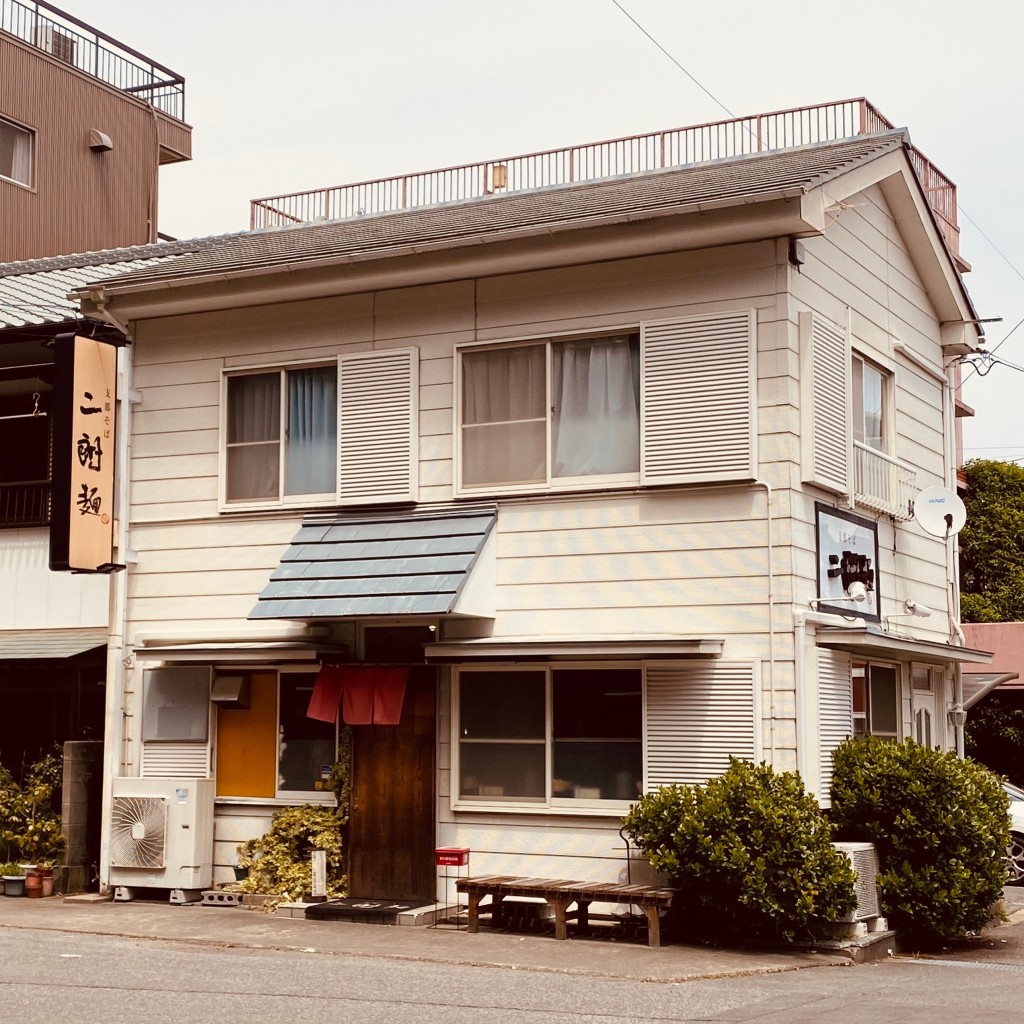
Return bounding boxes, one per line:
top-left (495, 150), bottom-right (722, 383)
top-left (49, 335), bottom-right (121, 573)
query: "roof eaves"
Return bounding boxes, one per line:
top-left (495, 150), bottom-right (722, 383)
top-left (80, 184), bottom-right (813, 302)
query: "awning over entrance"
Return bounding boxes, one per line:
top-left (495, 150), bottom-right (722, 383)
top-left (963, 671), bottom-right (1023, 710)
top-left (248, 509), bottom-right (497, 621)
top-left (0, 627), bottom-right (107, 660)
top-left (815, 626), bottom-right (993, 665)
top-left (133, 639), bottom-right (348, 663)
top-left (425, 635), bottom-right (724, 662)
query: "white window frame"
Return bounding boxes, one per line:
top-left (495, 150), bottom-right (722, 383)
top-left (220, 359), bottom-right (338, 511)
top-left (852, 659), bottom-right (901, 740)
top-left (852, 351), bottom-right (892, 454)
top-left (451, 662), bottom-right (644, 815)
top-left (0, 115), bottom-right (34, 188)
top-left (275, 667), bottom-right (338, 803)
top-left (454, 329), bottom-right (642, 497)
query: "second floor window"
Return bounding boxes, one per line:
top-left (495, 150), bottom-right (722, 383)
top-left (225, 365), bottom-right (337, 503)
top-left (460, 334), bottom-right (640, 489)
top-left (0, 117), bottom-right (33, 187)
top-left (852, 353), bottom-right (887, 451)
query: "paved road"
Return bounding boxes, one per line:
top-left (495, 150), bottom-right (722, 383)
top-left (4, 923), bottom-right (1024, 1024)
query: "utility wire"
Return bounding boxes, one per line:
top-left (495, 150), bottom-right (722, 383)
top-left (609, 1), bottom-right (735, 119)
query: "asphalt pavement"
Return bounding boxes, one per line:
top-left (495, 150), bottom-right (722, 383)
top-left (3, 887), bottom-right (1024, 984)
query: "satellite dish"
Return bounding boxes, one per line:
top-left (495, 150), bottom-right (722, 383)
top-left (914, 486), bottom-right (967, 537)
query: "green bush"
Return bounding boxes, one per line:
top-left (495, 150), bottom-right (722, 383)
top-left (830, 737), bottom-right (1010, 945)
top-left (623, 758), bottom-right (857, 941)
top-left (0, 752), bottom-right (65, 865)
top-left (236, 804), bottom-right (347, 904)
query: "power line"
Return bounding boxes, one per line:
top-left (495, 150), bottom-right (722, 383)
top-left (609, 1), bottom-right (735, 119)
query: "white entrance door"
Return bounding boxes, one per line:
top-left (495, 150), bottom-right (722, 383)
top-left (912, 666), bottom-right (938, 749)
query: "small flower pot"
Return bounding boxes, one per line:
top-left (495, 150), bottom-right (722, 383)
top-left (2, 875), bottom-right (26, 897)
top-left (25, 869), bottom-right (42, 899)
top-left (233, 866), bottom-right (250, 881)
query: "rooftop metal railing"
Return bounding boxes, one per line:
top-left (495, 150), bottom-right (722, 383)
top-left (0, 0), bottom-right (186, 121)
top-left (249, 97), bottom-right (959, 256)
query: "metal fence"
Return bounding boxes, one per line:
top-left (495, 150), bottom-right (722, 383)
top-left (249, 97), bottom-right (959, 256)
top-left (0, 0), bottom-right (185, 120)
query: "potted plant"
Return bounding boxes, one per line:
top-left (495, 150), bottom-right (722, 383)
top-left (1, 862), bottom-right (26, 897)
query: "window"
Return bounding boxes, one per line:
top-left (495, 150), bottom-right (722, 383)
top-left (216, 671), bottom-right (337, 800)
top-left (852, 353), bottom-right (888, 452)
top-left (456, 666), bottom-right (642, 806)
top-left (460, 334), bottom-right (640, 489)
top-left (852, 660), bottom-right (899, 740)
top-left (225, 365), bottom-right (337, 503)
top-left (0, 117), bottom-right (32, 187)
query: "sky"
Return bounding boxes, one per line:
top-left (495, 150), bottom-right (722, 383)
top-left (66, 0), bottom-right (1024, 465)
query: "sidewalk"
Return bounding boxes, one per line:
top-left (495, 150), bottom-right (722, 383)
top-left (0, 894), bottom-right (854, 983)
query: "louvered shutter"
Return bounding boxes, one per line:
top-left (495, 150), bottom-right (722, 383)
top-left (645, 662), bottom-right (758, 789)
top-left (337, 349), bottom-right (419, 505)
top-left (800, 311), bottom-right (851, 495)
top-left (817, 648), bottom-right (852, 805)
top-left (640, 310), bottom-right (757, 486)
top-left (141, 743), bottom-right (210, 778)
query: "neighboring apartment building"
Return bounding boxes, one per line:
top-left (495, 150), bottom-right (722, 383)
top-left (0, 0), bottom-right (191, 262)
top-left (0, 0), bottom-right (190, 783)
top-left (79, 100), bottom-right (991, 903)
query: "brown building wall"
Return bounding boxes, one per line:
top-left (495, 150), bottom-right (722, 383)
top-left (0, 33), bottom-right (160, 261)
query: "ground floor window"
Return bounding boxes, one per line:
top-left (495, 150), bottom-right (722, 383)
top-left (455, 665), bottom-right (642, 806)
top-left (852, 660), bottom-right (899, 740)
top-left (216, 670), bottom-right (336, 800)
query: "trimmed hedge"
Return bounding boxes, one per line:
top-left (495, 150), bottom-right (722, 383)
top-left (830, 737), bottom-right (1010, 945)
top-left (623, 758), bottom-right (857, 941)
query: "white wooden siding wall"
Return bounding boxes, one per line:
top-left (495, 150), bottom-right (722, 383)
top-left (125, 244), bottom-right (782, 638)
top-left (645, 662), bottom-right (758, 788)
top-left (789, 183), bottom-right (954, 630)
top-left (816, 648), bottom-right (852, 805)
top-left (0, 528), bottom-right (110, 629)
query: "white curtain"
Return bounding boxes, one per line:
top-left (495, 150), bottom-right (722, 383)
top-left (462, 345), bottom-right (546, 485)
top-left (0, 121), bottom-right (31, 185)
top-left (285, 366), bottom-right (337, 495)
top-left (552, 336), bottom-right (639, 477)
top-left (227, 373), bottom-right (280, 500)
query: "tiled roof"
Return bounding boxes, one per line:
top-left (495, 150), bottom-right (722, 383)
top-left (0, 628), bottom-right (107, 660)
top-left (0, 236), bottom-right (242, 329)
top-left (249, 509), bottom-right (497, 620)
top-left (95, 133), bottom-right (909, 293)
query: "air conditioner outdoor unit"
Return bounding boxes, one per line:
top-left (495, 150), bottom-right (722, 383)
top-left (34, 25), bottom-right (76, 64)
top-left (109, 777), bottom-right (214, 896)
top-left (832, 841), bottom-right (881, 920)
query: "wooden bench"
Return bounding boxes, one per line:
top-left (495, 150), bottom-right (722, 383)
top-left (455, 875), bottom-right (675, 947)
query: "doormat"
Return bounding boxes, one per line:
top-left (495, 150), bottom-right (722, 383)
top-left (305, 897), bottom-right (430, 923)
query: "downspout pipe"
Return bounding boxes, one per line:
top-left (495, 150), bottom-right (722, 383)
top-left (752, 481), bottom-right (776, 764)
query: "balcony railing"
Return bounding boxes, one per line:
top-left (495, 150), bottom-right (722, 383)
top-left (0, 479), bottom-right (51, 528)
top-left (0, 0), bottom-right (185, 121)
top-left (249, 97), bottom-right (959, 257)
top-left (853, 442), bottom-right (916, 520)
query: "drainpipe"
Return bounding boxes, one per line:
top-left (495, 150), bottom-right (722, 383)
top-left (97, 327), bottom-right (135, 894)
top-left (751, 481), bottom-right (776, 764)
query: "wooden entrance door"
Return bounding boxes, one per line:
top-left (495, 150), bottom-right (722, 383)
top-left (347, 667), bottom-right (436, 901)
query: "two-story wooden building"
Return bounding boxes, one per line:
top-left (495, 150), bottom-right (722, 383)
top-left (79, 100), bottom-right (992, 903)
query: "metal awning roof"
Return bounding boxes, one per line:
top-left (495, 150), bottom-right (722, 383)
top-left (963, 671), bottom-right (1023, 710)
top-left (815, 626), bottom-right (993, 665)
top-left (133, 639), bottom-right (347, 664)
top-left (425, 635), bottom-right (724, 662)
top-left (0, 628), bottom-right (107, 660)
top-left (248, 509), bottom-right (497, 621)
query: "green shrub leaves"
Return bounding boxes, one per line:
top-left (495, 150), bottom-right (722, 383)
top-left (830, 737), bottom-right (1010, 945)
top-left (623, 759), bottom-right (856, 941)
